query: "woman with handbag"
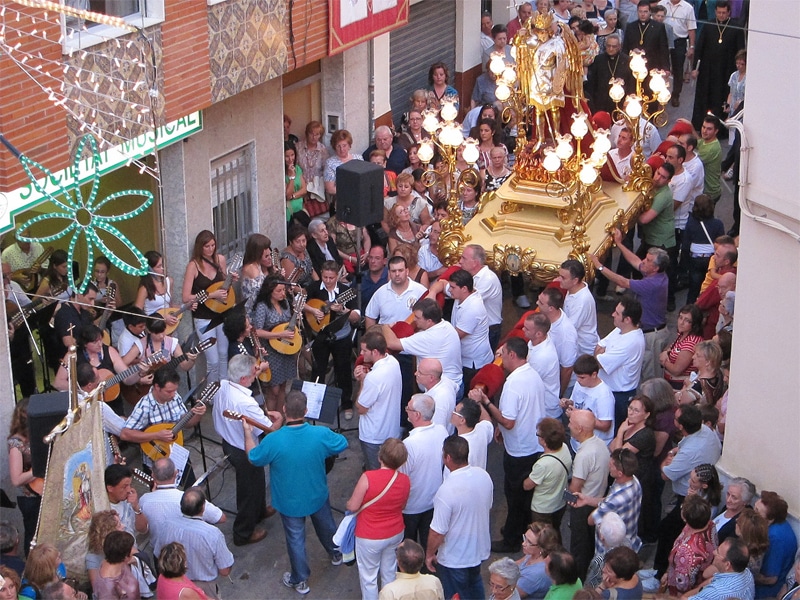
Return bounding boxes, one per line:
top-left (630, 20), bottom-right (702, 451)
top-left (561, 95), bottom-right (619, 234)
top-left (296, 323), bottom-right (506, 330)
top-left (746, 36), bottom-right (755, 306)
top-left (345, 438), bottom-right (410, 600)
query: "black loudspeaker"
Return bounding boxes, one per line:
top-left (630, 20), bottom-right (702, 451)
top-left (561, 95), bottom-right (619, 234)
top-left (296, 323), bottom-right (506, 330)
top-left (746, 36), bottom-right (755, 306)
top-left (335, 160), bottom-right (384, 227)
top-left (28, 392), bottom-right (69, 477)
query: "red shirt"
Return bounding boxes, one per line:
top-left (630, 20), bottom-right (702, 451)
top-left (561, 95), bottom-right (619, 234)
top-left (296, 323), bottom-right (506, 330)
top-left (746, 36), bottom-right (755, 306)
top-left (354, 469), bottom-right (410, 540)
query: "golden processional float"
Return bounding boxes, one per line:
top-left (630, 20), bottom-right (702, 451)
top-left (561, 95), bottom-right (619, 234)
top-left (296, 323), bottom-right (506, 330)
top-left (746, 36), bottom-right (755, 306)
top-left (420, 11), bottom-right (672, 282)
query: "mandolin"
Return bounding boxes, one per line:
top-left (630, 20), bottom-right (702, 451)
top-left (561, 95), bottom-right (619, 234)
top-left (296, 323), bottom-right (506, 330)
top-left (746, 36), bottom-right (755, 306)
top-left (204, 254), bottom-right (243, 313)
top-left (156, 290), bottom-right (208, 336)
top-left (11, 246), bottom-right (54, 292)
top-left (7, 283), bottom-right (67, 329)
top-left (139, 381), bottom-right (220, 462)
top-left (96, 351), bottom-right (165, 403)
top-left (158, 337), bottom-right (216, 372)
top-left (304, 288), bottom-right (357, 333)
top-left (268, 291), bottom-right (306, 355)
top-left (249, 330), bottom-right (271, 383)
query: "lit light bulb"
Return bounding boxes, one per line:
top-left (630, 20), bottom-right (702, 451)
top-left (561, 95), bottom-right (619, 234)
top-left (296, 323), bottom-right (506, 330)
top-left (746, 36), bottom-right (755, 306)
top-left (462, 139), bottom-right (480, 164)
top-left (570, 113), bottom-right (589, 139)
top-left (543, 148), bottom-right (561, 172)
top-left (417, 141), bottom-right (435, 164)
top-left (502, 67), bottom-right (517, 84)
top-left (592, 129), bottom-right (612, 155)
top-left (489, 54), bottom-right (506, 76)
top-left (440, 101), bottom-right (458, 122)
top-left (629, 50), bottom-right (647, 79)
top-left (609, 78), bottom-right (626, 103)
top-left (649, 70), bottom-right (666, 93)
top-left (579, 163), bottom-right (598, 185)
top-left (422, 111), bottom-right (439, 134)
top-left (657, 89), bottom-right (671, 104)
top-left (495, 83), bottom-right (511, 102)
top-left (555, 134), bottom-right (574, 161)
top-left (624, 95), bottom-right (642, 119)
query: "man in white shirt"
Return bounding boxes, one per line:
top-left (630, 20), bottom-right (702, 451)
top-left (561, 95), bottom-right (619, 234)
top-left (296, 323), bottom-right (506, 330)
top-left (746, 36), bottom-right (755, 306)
top-left (426, 435), bottom-right (493, 600)
top-left (664, 143), bottom-right (697, 292)
top-left (560, 355), bottom-right (615, 450)
top-left (558, 259), bottom-right (599, 357)
top-left (415, 358), bottom-right (457, 434)
top-left (140, 457), bottom-right (226, 552)
top-left (383, 298), bottom-right (463, 392)
top-left (458, 244), bottom-right (503, 350)
top-left (211, 355), bottom-right (281, 546)
top-left (450, 397), bottom-right (493, 471)
top-left (608, 127), bottom-right (635, 182)
top-left (364, 256), bottom-right (427, 327)
top-left (595, 297), bottom-right (645, 433)
top-left (469, 337), bottom-right (546, 554)
top-left (611, 116), bottom-right (662, 157)
top-left (677, 133), bottom-right (706, 205)
top-left (354, 330), bottom-right (402, 470)
top-left (537, 287), bottom-right (579, 395)
top-left (400, 394), bottom-right (449, 553)
top-left (659, 0), bottom-right (696, 106)
top-left (448, 269), bottom-right (494, 389)
top-left (522, 313), bottom-right (562, 419)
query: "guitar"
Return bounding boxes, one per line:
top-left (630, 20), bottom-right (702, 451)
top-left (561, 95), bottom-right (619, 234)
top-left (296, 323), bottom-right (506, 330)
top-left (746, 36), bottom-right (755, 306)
top-left (97, 283), bottom-right (117, 345)
top-left (204, 254), bottom-right (243, 313)
top-left (158, 337), bottom-right (216, 372)
top-left (155, 290), bottom-right (208, 336)
top-left (26, 477), bottom-right (45, 496)
top-left (96, 351), bottom-right (165, 403)
top-left (11, 246), bottom-right (54, 292)
top-left (249, 330), bottom-right (272, 383)
top-left (268, 291), bottom-right (306, 355)
top-left (7, 283), bottom-right (67, 329)
top-left (304, 288), bottom-right (357, 333)
top-left (222, 409), bottom-right (272, 434)
top-left (139, 381), bottom-right (220, 462)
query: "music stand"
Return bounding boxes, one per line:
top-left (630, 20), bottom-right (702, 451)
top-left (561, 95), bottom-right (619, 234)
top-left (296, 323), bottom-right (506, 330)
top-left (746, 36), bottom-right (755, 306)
top-left (290, 379), bottom-right (341, 426)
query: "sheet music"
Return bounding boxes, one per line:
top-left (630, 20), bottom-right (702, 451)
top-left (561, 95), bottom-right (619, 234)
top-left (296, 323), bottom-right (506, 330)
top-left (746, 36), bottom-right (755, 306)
top-left (170, 443), bottom-right (190, 483)
top-left (301, 381), bottom-right (327, 420)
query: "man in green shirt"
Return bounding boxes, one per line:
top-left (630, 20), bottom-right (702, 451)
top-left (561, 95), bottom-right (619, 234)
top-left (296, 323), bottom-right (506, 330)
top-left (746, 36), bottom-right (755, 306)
top-left (697, 115), bottom-right (722, 203)
top-left (638, 163), bottom-right (677, 310)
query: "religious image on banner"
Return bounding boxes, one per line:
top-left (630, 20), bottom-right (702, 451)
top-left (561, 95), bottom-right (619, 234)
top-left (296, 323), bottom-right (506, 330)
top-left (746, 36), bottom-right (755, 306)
top-left (329, 0), bottom-right (409, 55)
top-left (36, 401), bottom-right (110, 583)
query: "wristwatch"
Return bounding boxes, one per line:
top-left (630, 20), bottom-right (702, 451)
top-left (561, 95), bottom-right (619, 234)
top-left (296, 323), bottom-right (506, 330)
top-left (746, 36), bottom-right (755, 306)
top-left (597, 266), bottom-right (604, 272)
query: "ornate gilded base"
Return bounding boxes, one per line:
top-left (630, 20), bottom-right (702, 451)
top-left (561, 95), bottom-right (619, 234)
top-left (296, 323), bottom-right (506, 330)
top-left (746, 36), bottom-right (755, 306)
top-left (462, 174), bottom-right (649, 284)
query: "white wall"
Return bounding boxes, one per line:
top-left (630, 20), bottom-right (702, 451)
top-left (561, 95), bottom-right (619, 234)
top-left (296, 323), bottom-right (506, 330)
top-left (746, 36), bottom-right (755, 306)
top-left (717, 2), bottom-right (800, 516)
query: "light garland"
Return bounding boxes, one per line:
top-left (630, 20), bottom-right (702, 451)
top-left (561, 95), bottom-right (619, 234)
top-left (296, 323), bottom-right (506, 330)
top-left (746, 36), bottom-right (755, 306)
top-left (16, 134), bottom-right (154, 293)
top-left (9, 0), bottom-right (138, 32)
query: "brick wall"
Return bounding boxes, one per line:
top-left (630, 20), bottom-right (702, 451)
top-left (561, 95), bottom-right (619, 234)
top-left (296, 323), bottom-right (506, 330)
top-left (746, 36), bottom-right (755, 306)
top-left (286, 0), bottom-right (328, 69)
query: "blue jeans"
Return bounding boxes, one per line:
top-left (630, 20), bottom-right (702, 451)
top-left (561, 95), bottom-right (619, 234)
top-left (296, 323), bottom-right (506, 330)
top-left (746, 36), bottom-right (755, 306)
top-left (436, 563), bottom-right (484, 600)
top-left (280, 498), bottom-right (339, 584)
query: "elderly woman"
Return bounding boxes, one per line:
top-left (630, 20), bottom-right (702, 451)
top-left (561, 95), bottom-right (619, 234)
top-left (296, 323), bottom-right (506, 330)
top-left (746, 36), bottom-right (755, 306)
top-left (754, 491), bottom-right (799, 598)
top-left (585, 512), bottom-right (631, 589)
top-left (523, 418), bottom-right (572, 530)
top-left (324, 129), bottom-right (363, 199)
top-left (660, 304), bottom-right (704, 389)
top-left (663, 494), bottom-right (718, 596)
top-left (397, 110), bottom-right (429, 151)
top-left (712, 477), bottom-right (756, 543)
top-left (517, 522), bottom-right (561, 598)
top-left (346, 439), bottom-right (410, 600)
top-left (598, 547), bottom-right (642, 598)
top-left (489, 557), bottom-right (522, 600)
top-left (678, 340), bottom-right (725, 406)
top-left (399, 89), bottom-right (429, 135)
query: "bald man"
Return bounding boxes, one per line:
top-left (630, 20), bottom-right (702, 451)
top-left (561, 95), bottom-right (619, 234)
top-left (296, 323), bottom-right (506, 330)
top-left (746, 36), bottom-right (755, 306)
top-left (415, 358), bottom-right (457, 435)
top-left (362, 125), bottom-right (408, 175)
top-left (568, 409), bottom-right (611, 580)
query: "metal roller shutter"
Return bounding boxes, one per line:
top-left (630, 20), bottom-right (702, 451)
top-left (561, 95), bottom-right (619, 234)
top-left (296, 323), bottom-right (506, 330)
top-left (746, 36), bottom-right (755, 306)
top-left (389, 0), bottom-right (456, 128)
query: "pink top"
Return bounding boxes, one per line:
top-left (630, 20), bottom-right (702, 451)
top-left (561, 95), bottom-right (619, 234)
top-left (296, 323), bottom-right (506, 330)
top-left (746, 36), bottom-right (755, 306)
top-left (156, 575), bottom-right (208, 600)
top-left (664, 333), bottom-right (703, 380)
top-left (93, 564), bottom-right (140, 600)
top-left (355, 469), bottom-right (410, 540)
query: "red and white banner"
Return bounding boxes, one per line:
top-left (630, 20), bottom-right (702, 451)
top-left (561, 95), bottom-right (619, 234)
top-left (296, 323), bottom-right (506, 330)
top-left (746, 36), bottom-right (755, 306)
top-left (329, 0), bottom-right (410, 56)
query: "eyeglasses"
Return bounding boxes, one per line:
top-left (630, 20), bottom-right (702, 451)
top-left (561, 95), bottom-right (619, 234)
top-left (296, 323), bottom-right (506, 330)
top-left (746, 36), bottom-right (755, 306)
top-left (535, 431), bottom-right (543, 437)
top-left (405, 407), bottom-right (419, 414)
top-left (489, 581), bottom-right (511, 591)
top-left (452, 410), bottom-right (464, 419)
top-left (522, 535), bottom-right (538, 547)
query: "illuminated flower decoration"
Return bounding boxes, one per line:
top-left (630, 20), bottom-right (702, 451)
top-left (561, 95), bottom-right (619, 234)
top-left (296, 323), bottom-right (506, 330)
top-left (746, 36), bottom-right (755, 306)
top-left (16, 134), bottom-right (153, 294)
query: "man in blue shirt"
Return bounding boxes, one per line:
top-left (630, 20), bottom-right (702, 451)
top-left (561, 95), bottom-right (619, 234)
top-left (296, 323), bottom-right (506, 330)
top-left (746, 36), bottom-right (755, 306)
top-left (245, 390), bottom-right (348, 595)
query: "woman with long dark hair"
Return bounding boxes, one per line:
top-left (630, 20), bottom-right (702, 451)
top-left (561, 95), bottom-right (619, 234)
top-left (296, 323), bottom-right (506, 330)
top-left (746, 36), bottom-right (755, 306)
top-left (7, 398), bottom-right (39, 556)
top-left (182, 230), bottom-right (234, 381)
top-left (135, 251), bottom-right (178, 328)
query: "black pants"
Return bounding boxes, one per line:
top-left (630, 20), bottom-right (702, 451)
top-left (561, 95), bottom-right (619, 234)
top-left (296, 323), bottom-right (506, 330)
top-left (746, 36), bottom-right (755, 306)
top-left (222, 440), bottom-right (267, 544)
top-left (654, 494), bottom-right (686, 578)
top-left (569, 504), bottom-right (596, 581)
top-left (397, 354), bottom-right (416, 431)
top-left (671, 38), bottom-right (689, 98)
top-left (311, 333), bottom-right (353, 409)
top-left (10, 331), bottom-right (36, 398)
top-left (17, 494), bottom-right (41, 556)
top-left (501, 451), bottom-right (541, 546)
top-left (403, 508), bottom-right (434, 553)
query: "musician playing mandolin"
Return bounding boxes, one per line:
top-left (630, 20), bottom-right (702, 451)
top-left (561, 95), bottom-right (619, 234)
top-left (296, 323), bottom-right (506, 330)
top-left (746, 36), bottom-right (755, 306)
top-left (252, 276), bottom-right (297, 414)
top-left (121, 368), bottom-right (204, 484)
top-left (123, 316), bottom-right (197, 372)
top-left (1, 229), bottom-right (48, 289)
top-left (135, 250), bottom-right (180, 328)
top-left (182, 230), bottom-right (237, 382)
top-left (304, 261), bottom-right (360, 420)
top-left (53, 325), bottom-right (147, 416)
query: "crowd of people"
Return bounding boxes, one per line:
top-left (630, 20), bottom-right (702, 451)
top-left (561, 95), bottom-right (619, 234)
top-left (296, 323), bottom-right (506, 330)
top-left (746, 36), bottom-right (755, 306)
top-left (2, 0), bottom-right (796, 599)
